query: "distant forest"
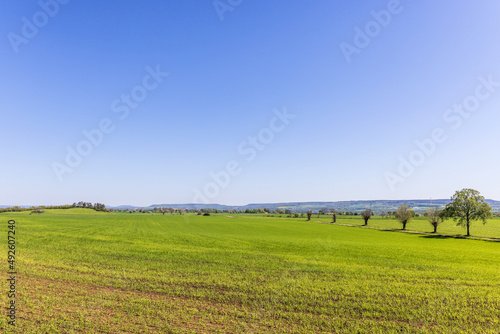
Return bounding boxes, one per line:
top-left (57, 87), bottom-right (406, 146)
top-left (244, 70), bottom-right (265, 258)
top-left (0, 202), bottom-right (106, 214)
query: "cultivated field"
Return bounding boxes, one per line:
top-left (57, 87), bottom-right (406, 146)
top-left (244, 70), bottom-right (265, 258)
top-left (1, 210), bottom-right (499, 333)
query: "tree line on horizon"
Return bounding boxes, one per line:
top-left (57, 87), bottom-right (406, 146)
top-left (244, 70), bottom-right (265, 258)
top-left (344, 189), bottom-right (494, 237)
top-left (0, 202), bottom-right (107, 214)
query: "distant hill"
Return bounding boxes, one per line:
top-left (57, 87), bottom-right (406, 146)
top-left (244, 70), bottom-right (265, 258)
top-left (148, 203), bottom-right (236, 210)
top-left (111, 205), bottom-right (143, 210)
top-left (6, 199), bottom-right (500, 214)
top-left (135, 199), bottom-right (500, 214)
top-left (4, 200), bottom-right (499, 214)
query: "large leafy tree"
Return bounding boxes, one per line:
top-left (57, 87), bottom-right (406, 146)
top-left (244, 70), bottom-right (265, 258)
top-left (442, 188), bottom-right (492, 236)
top-left (395, 204), bottom-right (414, 230)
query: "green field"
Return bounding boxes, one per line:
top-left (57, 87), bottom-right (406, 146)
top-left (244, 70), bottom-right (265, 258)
top-left (311, 214), bottom-right (500, 240)
top-left (1, 210), bottom-right (499, 333)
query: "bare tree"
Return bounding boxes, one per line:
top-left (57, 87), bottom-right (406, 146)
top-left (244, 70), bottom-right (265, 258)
top-left (395, 205), bottom-right (415, 230)
top-left (306, 210), bottom-right (312, 221)
top-left (361, 209), bottom-right (373, 226)
top-left (425, 207), bottom-right (443, 233)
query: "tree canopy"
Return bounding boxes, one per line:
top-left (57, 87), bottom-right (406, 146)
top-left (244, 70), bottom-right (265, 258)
top-left (442, 188), bottom-right (492, 236)
top-left (395, 204), bottom-right (414, 230)
top-left (425, 207), bottom-right (443, 233)
top-left (360, 209), bottom-right (373, 226)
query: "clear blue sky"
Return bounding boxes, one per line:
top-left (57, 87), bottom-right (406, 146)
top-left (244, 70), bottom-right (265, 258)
top-left (1, 0), bottom-right (500, 206)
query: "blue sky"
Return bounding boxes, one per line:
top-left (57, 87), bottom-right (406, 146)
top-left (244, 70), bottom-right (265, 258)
top-left (1, 0), bottom-right (500, 206)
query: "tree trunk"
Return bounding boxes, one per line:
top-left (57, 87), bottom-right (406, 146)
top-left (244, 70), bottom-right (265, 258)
top-left (402, 221), bottom-right (406, 230)
top-left (364, 219), bottom-right (368, 226)
top-left (466, 212), bottom-right (470, 236)
top-left (433, 224), bottom-right (437, 233)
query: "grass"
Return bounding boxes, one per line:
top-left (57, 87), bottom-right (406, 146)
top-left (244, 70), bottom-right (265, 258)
top-left (1, 209), bottom-right (499, 333)
top-left (3, 208), bottom-right (110, 216)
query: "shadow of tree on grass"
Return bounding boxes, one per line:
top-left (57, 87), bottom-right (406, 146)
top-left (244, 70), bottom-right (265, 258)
top-left (419, 234), bottom-right (500, 243)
